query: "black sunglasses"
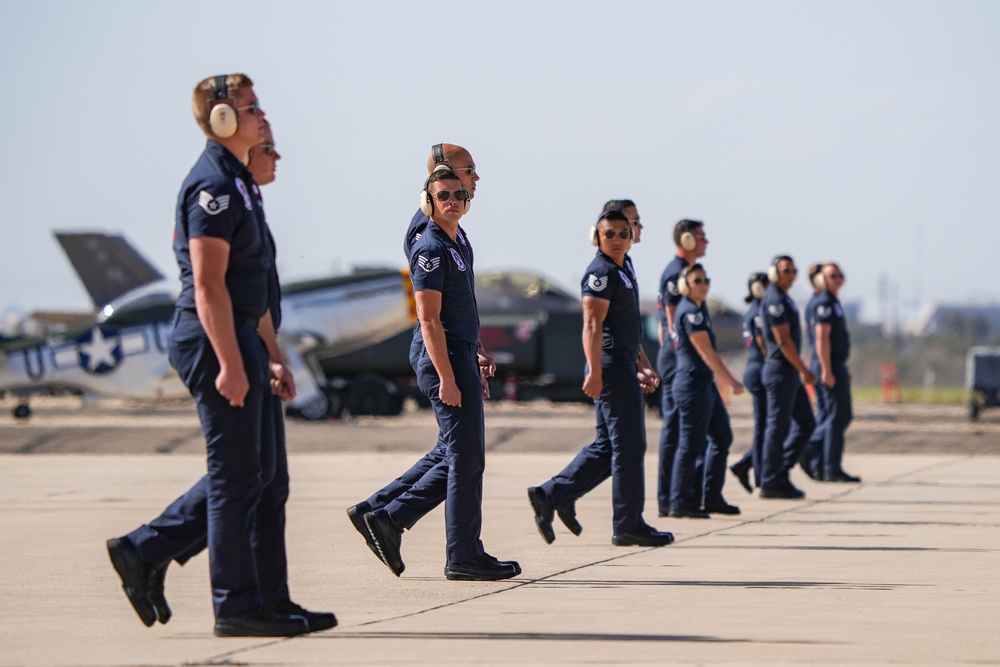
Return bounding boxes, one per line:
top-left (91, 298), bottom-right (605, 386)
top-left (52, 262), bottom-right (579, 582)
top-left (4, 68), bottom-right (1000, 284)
top-left (434, 189), bottom-right (469, 202)
top-left (601, 229), bottom-right (631, 240)
top-left (690, 277), bottom-right (711, 286)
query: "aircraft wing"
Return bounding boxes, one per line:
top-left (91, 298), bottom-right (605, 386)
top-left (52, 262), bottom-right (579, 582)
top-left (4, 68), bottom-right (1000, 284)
top-left (280, 269), bottom-right (416, 360)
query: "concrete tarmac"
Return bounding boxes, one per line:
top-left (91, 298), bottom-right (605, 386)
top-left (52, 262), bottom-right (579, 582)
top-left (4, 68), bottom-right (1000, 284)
top-left (1, 400), bottom-right (999, 665)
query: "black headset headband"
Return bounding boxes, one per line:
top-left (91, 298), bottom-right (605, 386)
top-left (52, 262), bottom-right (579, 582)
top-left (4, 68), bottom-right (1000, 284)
top-left (213, 75), bottom-right (229, 100)
top-left (432, 143), bottom-right (445, 165)
top-left (772, 254), bottom-right (793, 267)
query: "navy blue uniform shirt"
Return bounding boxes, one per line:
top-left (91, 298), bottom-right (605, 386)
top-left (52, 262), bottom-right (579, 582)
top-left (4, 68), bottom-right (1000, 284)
top-left (742, 300), bottom-right (765, 364)
top-left (675, 297), bottom-right (715, 377)
top-left (804, 290), bottom-right (821, 356)
top-left (761, 283), bottom-right (802, 364)
top-left (404, 209), bottom-right (473, 266)
top-left (623, 255), bottom-right (639, 299)
top-left (174, 141), bottom-right (271, 319)
top-left (812, 291), bottom-right (850, 361)
top-left (582, 251), bottom-right (641, 361)
top-left (656, 255), bottom-right (689, 353)
top-left (409, 220), bottom-right (479, 344)
top-left (251, 183), bottom-right (282, 331)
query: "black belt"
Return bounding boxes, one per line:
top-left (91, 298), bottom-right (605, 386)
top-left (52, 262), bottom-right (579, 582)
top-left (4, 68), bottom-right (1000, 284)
top-left (175, 309), bottom-right (259, 329)
top-left (446, 339), bottom-right (478, 354)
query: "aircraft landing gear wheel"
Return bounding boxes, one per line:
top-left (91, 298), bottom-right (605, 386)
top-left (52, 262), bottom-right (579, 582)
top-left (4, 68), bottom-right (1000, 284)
top-left (13, 403), bottom-right (31, 420)
top-left (291, 387), bottom-right (345, 421)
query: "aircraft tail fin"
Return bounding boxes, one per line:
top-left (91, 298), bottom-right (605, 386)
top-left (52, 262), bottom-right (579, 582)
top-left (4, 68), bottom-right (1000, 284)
top-left (54, 231), bottom-right (164, 308)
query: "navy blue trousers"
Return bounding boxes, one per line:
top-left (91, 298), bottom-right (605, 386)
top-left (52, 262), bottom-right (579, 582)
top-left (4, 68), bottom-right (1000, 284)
top-left (129, 318), bottom-right (274, 619)
top-left (760, 361), bottom-right (816, 490)
top-left (169, 392), bottom-right (290, 607)
top-left (813, 361), bottom-right (853, 475)
top-left (656, 347), bottom-right (679, 513)
top-left (735, 359), bottom-right (766, 487)
top-left (541, 356), bottom-right (647, 536)
top-left (670, 373), bottom-right (733, 511)
top-left (382, 340), bottom-right (485, 564)
top-left (364, 338), bottom-right (447, 520)
top-left (802, 356), bottom-right (829, 470)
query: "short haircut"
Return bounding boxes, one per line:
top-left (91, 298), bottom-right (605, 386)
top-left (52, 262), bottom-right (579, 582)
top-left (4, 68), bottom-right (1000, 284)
top-left (192, 73), bottom-right (254, 137)
top-left (597, 210), bottom-right (629, 225)
top-left (426, 168), bottom-right (462, 188)
top-left (602, 199), bottom-right (636, 213)
top-left (684, 262), bottom-right (706, 277)
top-left (673, 219), bottom-right (703, 246)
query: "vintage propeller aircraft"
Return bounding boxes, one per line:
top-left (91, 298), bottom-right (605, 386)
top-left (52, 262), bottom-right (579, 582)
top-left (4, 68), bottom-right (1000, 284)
top-left (0, 232), bottom-right (415, 419)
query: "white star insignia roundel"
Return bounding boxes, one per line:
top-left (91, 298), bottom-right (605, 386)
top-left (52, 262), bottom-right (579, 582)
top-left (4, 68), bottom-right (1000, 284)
top-left (588, 274), bottom-right (608, 292)
top-left (198, 191), bottom-right (230, 215)
top-left (76, 326), bottom-right (122, 375)
top-left (768, 304), bottom-right (785, 317)
top-left (417, 255), bottom-right (440, 272)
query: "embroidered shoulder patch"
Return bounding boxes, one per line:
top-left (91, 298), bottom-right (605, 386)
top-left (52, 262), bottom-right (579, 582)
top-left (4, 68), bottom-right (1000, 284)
top-left (417, 255), bottom-right (440, 272)
top-left (588, 274), bottom-right (608, 292)
top-left (198, 191), bottom-right (230, 215)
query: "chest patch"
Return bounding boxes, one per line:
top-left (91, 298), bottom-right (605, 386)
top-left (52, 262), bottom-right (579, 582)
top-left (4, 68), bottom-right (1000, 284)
top-left (618, 270), bottom-right (633, 289)
top-left (449, 247), bottom-right (466, 271)
top-left (235, 178), bottom-right (253, 211)
top-left (588, 274), bottom-right (608, 292)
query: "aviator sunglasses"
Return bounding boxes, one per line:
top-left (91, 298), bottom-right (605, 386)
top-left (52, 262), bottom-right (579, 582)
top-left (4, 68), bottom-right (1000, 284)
top-left (237, 100), bottom-right (262, 116)
top-left (433, 189), bottom-right (470, 202)
top-left (690, 277), bottom-right (711, 286)
top-left (254, 143), bottom-right (276, 157)
top-left (601, 229), bottom-right (632, 240)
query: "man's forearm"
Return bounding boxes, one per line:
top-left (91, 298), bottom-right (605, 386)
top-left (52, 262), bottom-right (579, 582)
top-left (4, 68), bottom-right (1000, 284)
top-left (195, 283), bottom-right (242, 369)
top-left (421, 318), bottom-right (456, 386)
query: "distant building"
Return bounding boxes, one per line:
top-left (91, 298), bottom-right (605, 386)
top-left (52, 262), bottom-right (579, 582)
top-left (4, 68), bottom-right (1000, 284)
top-left (911, 303), bottom-right (1000, 339)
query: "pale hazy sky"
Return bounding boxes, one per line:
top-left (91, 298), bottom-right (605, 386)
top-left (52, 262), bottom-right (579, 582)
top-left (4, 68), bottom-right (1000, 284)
top-left (1, 1), bottom-right (997, 325)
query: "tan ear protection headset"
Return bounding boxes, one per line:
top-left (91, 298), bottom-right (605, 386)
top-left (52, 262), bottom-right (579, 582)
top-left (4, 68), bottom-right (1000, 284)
top-left (419, 167), bottom-right (471, 216)
top-left (677, 266), bottom-right (693, 297)
top-left (208, 75), bottom-right (239, 139)
top-left (768, 255), bottom-right (794, 283)
top-left (589, 211), bottom-right (634, 247)
top-left (750, 273), bottom-right (768, 300)
top-left (810, 263), bottom-right (826, 290)
top-left (674, 219), bottom-right (702, 252)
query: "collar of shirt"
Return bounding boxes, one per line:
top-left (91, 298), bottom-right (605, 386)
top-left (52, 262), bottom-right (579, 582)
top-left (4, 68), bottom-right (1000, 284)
top-left (205, 140), bottom-right (254, 182)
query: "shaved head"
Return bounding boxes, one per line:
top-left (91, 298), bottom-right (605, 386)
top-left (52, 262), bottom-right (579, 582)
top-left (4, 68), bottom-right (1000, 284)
top-left (427, 144), bottom-right (471, 172)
